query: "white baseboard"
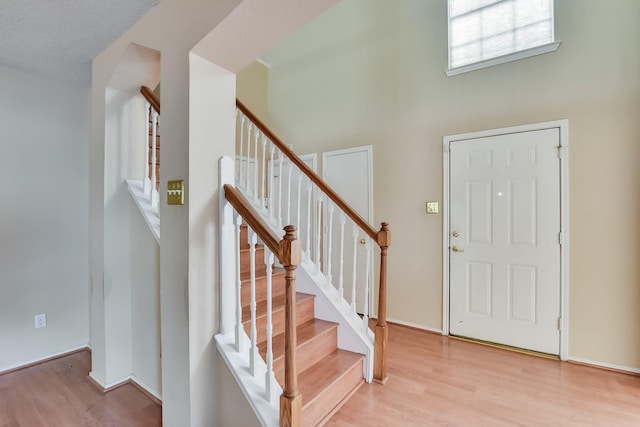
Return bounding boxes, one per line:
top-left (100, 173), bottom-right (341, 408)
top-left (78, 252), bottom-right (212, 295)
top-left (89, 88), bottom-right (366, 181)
top-left (568, 356), bottom-right (640, 375)
top-left (88, 371), bottom-right (129, 391)
top-left (130, 375), bottom-right (162, 402)
top-left (0, 344), bottom-right (90, 375)
top-left (386, 317), bottom-right (442, 334)
top-left (88, 372), bottom-right (162, 404)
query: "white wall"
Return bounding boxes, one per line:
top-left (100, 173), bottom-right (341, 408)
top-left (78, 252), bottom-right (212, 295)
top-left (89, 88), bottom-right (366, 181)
top-left (237, 61), bottom-right (270, 123)
top-left (97, 88), bottom-right (140, 386)
top-left (262, 0), bottom-right (640, 369)
top-left (130, 200), bottom-right (162, 397)
top-left (90, 1), bottom-right (338, 424)
top-left (185, 53), bottom-right (237, 425)
top-left (0, 64), bottom-right (89, 372)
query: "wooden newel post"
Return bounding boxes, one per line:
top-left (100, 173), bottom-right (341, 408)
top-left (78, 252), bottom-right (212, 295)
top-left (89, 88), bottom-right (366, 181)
top-left (279, 225), bottom-right (302, 427)
top-left (374, 222), bottom-right (390, 384)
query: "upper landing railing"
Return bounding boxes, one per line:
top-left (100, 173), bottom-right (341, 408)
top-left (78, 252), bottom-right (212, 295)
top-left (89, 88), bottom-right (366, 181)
top-left (140, 86), bottom-right (160, 207)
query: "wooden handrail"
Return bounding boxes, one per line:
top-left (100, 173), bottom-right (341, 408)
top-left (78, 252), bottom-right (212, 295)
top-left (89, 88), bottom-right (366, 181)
top-left (236, 99), bottom-right (380, 243)
top-left (141, 86), bottom-right (161, 114)
top-left (223, 184), bottom-right (280, 255)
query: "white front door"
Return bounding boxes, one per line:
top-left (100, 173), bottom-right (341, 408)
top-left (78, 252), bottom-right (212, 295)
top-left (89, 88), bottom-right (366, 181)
top-left (323, 146), bottom-right (373, 314)
top-left (449, 128), bottom-right (561, 355)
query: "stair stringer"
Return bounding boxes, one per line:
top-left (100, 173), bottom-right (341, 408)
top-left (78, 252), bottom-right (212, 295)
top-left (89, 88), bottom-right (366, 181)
top-left (215, 330), bottom-right (282, 427)
top-left (127, 179), bottom-right (160, 243)
top-left (294, 261), bottom-right (374, 383)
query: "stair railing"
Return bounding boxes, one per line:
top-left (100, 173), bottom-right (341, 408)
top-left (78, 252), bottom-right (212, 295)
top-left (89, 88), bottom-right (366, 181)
top-left (220, 167), bottom-right (302, 426)
top-left (127, 87), bottom-right (160, 243)
top-left (235, 100), bottom-right (390, 384)
top-left (140, 86), bottom-right (160, 207)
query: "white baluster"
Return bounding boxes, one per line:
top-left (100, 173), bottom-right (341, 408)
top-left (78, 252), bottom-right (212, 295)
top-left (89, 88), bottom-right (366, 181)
top-left (264, 249), bottom-right (276, 403)
top-left (338, 211), bottom-right (346, 300)
top-left (305, 179), bottom-right (313, 261)
top-left (235, 215), bottom-right (244, 352)
top-left (277, 149), bottom-right (284, 227)
top-left (151, 109), bottom-right (159, 207)
top-left (295, 170), bottom-right (303, 233)
top-left (351, 222), bottom-right (358, 313)
top-left (245, 121), bottom-right (253, 190)
top-left (249, 230), bottom-right (258, 376)
top-left (253, 127), bottom-right (259, 199)
top-left (268, 142), bottom-right (276, 220)
top-left (326, 202), bottom-right (334, 286)
top-left (143, 101), bottom-right (151, 195)
top-left (261, 134), bottom-right (267, 208)
top-left (238, 114), bottom-right (245, 184)
top-left (286, 159), bottom-right (293, 225)
top-left (315, 195), bottom-right (323, 272)
top-left (363, 237), bottom-right (372, 330)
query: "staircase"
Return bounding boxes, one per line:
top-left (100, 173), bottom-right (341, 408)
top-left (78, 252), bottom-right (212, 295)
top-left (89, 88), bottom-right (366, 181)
top-left (130, 85), bottom-right (387, 425)
top-left (216, 97), bottom-right (391, 426)
top-left (240, 226), bottom-right (364, 426)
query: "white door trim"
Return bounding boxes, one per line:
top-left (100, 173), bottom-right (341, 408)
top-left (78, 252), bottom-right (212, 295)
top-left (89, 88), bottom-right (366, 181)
top-left (442, 120), bottom-right (570, 360)
top-left (298, 153), bottom-right (318, 174)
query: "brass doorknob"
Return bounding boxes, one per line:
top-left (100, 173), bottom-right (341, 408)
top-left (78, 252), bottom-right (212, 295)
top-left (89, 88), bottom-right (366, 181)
top-left (451, 245), bottom-right (465, 253)
top-left (360, 239), bottom-right (366, 245)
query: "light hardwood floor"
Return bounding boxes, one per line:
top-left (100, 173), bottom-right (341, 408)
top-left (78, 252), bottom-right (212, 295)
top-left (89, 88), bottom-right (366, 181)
top-left (2, 325), bottom-right (640, 426)
top-left (328, 324), bottom-right (640, 426)
top-left (0, 350), bottom-right (161, 426)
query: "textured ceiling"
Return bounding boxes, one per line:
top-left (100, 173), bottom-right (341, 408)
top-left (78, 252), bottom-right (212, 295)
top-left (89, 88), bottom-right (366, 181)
top-left (0, 0), bottom-right (158, 86)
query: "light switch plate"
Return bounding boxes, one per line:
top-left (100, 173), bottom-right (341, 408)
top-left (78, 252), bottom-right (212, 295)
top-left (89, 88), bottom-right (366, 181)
top-left (167, 180), bottom-right (185, 205)
top-left (426, 201), bottom-right (439, 214)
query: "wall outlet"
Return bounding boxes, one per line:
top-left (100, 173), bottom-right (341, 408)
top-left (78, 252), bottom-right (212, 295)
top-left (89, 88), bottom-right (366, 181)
top-left (35, 313), bottom-right (46, 328)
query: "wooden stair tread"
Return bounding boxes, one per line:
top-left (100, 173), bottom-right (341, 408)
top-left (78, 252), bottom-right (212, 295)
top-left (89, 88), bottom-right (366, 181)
top-left (299, 349), bottom-right (365, 426)
top-left (239, 267), bottom-right (286, 305)
top-left (259, 318), bottom-right (337, 358)
top-left (299, 349), bottom-right (364, 403)
top-left (241, 292), bottom-right (314, 323)
top-left (240, 245), bottom-right (264, 253)
top-left (240, 266), bottom-right (285, 282)
top-left (258, 319), bottom-right (338, 384)
top-left (238, 225), bottom-right (365, 425)
top-left (242, 292), bottom-right (315, 345)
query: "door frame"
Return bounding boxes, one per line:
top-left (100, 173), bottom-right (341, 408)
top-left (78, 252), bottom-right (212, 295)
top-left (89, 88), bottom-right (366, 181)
top-left (442, 120), bottom-right (569, 360)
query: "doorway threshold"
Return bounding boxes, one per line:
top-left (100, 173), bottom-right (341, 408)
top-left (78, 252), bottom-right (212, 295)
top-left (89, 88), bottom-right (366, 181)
top-left (449, 335), bottom-right (560, 361)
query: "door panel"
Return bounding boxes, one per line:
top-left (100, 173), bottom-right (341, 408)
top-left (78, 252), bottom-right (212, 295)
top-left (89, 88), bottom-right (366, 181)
top-left (323, 146), bottom-right (373, 314)
top-left (469, 180), bottom-right (492, 243)
top-left (468, 262), bottom-right (492, 316)
top-left (449, 128), bottom-right (561, 355)
top-left (509, 265), bottom-right (536, 323)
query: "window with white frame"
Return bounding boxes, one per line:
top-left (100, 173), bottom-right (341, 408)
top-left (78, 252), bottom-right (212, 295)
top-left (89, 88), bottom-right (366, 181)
top-left (447, 0), bottom-right (560, 75)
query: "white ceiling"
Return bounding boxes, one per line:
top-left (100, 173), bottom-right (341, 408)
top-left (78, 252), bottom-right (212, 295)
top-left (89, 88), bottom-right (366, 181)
top-left (0, 0), bottom-right (158, 86)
